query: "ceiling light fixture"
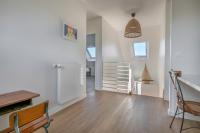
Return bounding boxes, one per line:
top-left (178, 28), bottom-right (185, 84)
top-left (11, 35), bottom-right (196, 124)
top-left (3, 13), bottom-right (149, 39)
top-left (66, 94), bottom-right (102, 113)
top-left (124, 13), bottom-right (142, 38)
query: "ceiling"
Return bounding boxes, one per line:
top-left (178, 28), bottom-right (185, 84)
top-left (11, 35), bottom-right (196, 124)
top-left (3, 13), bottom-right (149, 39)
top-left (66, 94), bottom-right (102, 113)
top-left (80, 0), bottom-right (165, 31)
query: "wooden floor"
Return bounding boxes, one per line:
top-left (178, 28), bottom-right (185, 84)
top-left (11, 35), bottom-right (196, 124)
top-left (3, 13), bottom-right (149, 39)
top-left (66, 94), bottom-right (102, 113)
top-left (37, 91), bottom-right (199, 133)
top-left (86, 76), bottom-right (95, 94)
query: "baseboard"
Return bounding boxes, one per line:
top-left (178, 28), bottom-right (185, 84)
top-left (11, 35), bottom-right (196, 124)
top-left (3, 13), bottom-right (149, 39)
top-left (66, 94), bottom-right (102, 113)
top-left (168, 109), bottom-right (175, 116)
top-left (49, 94), bottom-right (86, 115)
top-left (168, 108), bottom-right (200, 121)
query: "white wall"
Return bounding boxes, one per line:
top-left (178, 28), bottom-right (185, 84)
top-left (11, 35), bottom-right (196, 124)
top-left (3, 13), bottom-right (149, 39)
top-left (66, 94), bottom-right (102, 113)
top-left (171, 0), bottom-right (200, 73)
top-left (167, 0), bottom-right (200, 120)
top-left (87, 17), bottom-right (103, 90)
top-left (118, 25), bottom-right (164, 97)
top-left (164, 0), bottom-right (172, 100)
top-left (115, 0), bottom-right (166, 98)
top-left (87, 17), bottom-right (123, 89)
top-left (102, 19), bottom-right (122, 62)
top-left (0, 0), bottom-right (87, 113)
top-left (158, 0), bottom-right (166, 98)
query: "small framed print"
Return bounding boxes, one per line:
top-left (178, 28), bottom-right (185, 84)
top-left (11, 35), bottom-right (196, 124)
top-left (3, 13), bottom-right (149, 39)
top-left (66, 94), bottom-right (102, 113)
top-left (63, 24), bottom-right (77, 41)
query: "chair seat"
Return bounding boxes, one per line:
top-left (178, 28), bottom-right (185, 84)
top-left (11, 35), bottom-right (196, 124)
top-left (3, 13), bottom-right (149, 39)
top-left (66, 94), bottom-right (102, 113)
top-left (18, 117), bottom-right (53, 133)
top-left (178, 101), bottom-right (200, 116)
top-left (1, 116), bottom-right (53, 133)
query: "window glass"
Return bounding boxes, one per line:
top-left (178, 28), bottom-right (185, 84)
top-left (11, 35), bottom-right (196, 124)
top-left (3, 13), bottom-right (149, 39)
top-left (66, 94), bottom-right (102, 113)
top-left (133, 42), bottom-right (147, 57)
top-left (87, 47), bottom-right (96, 58)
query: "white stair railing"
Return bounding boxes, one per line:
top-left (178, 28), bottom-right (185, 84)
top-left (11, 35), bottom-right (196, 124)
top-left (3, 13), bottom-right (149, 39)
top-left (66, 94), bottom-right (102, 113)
top-left (102, 62), bottom-right (132, 94)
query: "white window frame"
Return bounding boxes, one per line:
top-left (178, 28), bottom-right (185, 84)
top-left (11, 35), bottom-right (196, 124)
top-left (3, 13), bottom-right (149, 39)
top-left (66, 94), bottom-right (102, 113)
top-left (132, 41), bottom-right (149, 59)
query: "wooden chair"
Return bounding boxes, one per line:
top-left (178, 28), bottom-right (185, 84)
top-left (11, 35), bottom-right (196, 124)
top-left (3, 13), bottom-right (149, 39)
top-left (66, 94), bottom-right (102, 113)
top-left (8, 101), bottom-right (52, 133)
top-left (169, 70), bottom-right (200, 133)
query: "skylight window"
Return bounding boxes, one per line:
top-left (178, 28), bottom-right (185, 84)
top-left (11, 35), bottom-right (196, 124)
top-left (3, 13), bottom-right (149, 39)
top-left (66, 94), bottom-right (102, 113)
top-left (87, 47), bottom-right (96, 58)
top-left (133, 42), bottom-right (147, 57)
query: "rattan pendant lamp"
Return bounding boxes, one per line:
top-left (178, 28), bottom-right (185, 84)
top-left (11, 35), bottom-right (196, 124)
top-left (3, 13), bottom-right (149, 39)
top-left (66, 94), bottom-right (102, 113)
top-left (124, 13), bottom-right (142, 38)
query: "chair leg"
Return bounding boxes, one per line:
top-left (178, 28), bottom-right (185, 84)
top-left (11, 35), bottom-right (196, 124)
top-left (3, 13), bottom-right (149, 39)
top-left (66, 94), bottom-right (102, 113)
top-left (170, 106), bottom-right (178, 128)
top-left (44, 125), bottom-right (49, 133)
top-left (14, 114), bottom-right (20, 133)
top-left (180, 111), bottom-right (185, 133)
top-left (44, 127), bottom-right (48, 133)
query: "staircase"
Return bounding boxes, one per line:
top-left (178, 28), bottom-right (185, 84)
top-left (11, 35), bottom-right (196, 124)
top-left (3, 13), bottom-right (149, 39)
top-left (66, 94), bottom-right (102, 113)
top-left (102, 62), bottom-right (132, 94)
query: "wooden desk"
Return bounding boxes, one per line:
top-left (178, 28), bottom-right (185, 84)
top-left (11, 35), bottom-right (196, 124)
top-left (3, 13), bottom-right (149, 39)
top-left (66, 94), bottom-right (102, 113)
top-left (0, 90), bottom-right (39, 107)
top-left (178, 75), bottom-right (200, 92)
top-left (0, 90), bottom-right (40, 132)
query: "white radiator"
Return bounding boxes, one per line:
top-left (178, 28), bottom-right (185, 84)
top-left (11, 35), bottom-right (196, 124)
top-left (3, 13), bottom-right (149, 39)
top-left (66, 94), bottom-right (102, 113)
top-left (54, 63), bottom-right (82, 104)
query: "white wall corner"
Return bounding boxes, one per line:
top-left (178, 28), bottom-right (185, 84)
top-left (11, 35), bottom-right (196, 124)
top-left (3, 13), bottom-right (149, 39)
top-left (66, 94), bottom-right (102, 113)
top-left (49, 94), bottom-right (86, 116)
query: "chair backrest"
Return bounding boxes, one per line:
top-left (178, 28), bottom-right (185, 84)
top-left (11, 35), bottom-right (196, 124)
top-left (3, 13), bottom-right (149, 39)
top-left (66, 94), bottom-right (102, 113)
top-left (169, 70), bottom-right (184, 104)
top-left (9, 101), bottom-right (49, 131)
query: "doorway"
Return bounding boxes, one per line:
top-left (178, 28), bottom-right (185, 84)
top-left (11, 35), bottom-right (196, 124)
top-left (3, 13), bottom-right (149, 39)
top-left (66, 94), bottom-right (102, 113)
top-left (86, 34), bottom-right (96, 94)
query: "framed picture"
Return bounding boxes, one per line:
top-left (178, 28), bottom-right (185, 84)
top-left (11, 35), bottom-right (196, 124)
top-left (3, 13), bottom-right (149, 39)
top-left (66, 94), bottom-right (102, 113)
top-left (63, 24), bottom-right (78, 40)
